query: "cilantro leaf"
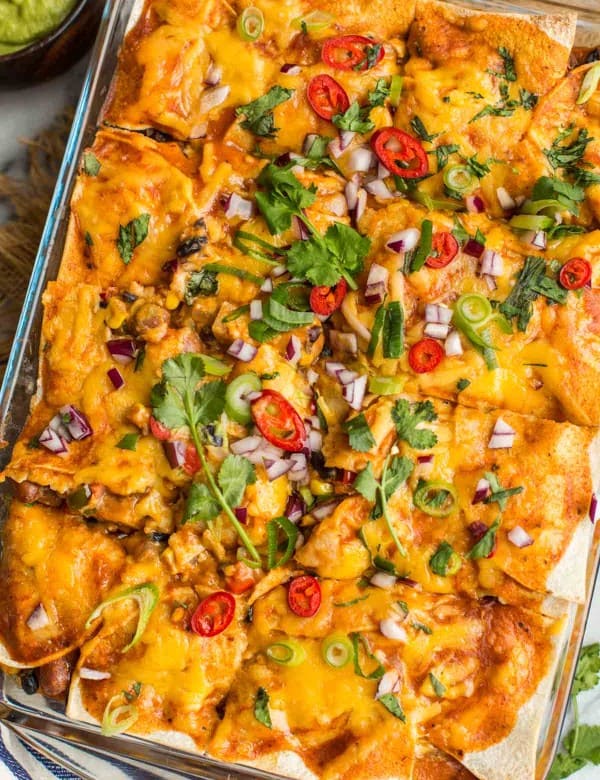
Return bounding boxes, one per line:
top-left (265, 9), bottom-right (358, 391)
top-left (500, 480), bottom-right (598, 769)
top-left (350, 632), bottom-right (385, 680)
top-left (353, 42), bottom-right (383, 71)
top-left (548, 752), bottom-right (587, 780)
top-left (116, 433), bottom-right (139, 451)
top-left (391, 399), bottom-right (438, 450)
top-left (519, 88), bottom-right (538, 110)
top-left (195, 380), bottom-right (227, 425)
top-left (117, 214), bottom-right (150, 264)
top-left (499, 256), bottom-right (567, 331)
top-left (333, 101), bottom-right (375, 134)
top-left (483, 471), bottom-right (524, 511)
top-left (544, 126), bottom-right (593, 171)
top-left (532, 176), bottom-right (584, 215)
top-left (410, 116), bottom-right (440, 143)
top-left (255, 162), bottom-right (317, 234)
top-left (465, 154), bottom-right (493, 179)
top-left (487, 47), bottom-right (517, 82)
top-left (457, 378), bottom-right (471, 392)
top-left (236, 86), bottom-right (294, 138)
top-left (378, 693), bottom-right (406, 721)
top-left (254, 687), bottom-right (272, 728)
top-left (382, 455), bottom-right (413, 503)
top-left (297, 134), bottom-right (340, 173)
top-left (429, 541), bottom-right (459, 576)
top-left (343, 413), bottom-right (376, 452)
top-left (412, 620), bottom-right (432, 634)
top-left (468, 518), bottom-right (501, 559)
top-left (183, 482), bottom-right (220, 523)
top-left (368, 78), bottom-right (391, 107)
top-left (434, 143), bottom-right (460, 171)
top-left (564, 725), bottom-right (600, 764)
top-left (151, 355), bottom-right (205, 430)
top-left (83, 152), bottom-right (101, 176)
top-left (218, 454), bottom-right (256, 509)
top-left (185, 269), bottom-right (218, 303)
top-left (354, 462), bottom-right (378, 502)
top-left (572, 643), bottom-right (600, 696)
top-left (429, 672), bottom-right (446, 697)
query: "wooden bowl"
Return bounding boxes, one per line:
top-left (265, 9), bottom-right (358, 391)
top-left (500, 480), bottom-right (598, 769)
top-left (0, 0), bottom-right (105, 86)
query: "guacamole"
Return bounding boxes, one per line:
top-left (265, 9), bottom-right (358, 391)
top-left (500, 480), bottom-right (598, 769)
top-left (0, 0), bottom-right (77, 55)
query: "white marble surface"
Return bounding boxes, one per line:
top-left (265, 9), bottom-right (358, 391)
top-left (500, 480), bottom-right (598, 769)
top-left (0, 59), bottom-right (599, 780)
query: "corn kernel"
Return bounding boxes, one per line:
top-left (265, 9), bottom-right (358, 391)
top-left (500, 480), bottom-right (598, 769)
top-left (165, 291), bottom-right (180, 310)
top-left (105, 298), bottom-right (128, 329)
top-left (310, 479), bottom-right (334, 497)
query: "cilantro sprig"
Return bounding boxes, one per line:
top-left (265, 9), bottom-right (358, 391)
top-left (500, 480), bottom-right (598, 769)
top-left (499, 256), bottom-right (567, 332)
top-left (151, 355), bottom-right (261, 563)
top-left (236, 86), bottom-right (294, 138)
top-left (391, 399), bottom-right (438, 450)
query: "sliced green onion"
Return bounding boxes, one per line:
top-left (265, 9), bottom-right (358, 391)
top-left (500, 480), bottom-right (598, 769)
top-left (225, 372), bottom-right (262, 424)
top-left (382, 301), bottom-right (404, 358)
top-left (577, 62), bottom-right (600, 105)
top-left (237, 7), bottom-right (264, 41)
top-left (368, 375), bottom-right (405, 395)
top-left (410, 219), bottom-right (433, 272)
top-left (199, 355), bottom-right (232, 376)
top-left (508, 214), bottom-right (554, 231)
top-left (101, 694), bottom-right (139, 736)
top-left (349, 632), bottom-right (385, 679)
top-left (86, 583), bottom-right (159, 653)
top-left (234, 230), bottom-right (281, 265)
top-left (266, 515), bottom-right (299, 569)
top-left (266, 297), bottom-right (314, 326)
top-left (266, 638), bottom-right (306, 666)
top-left (203, 263), bottom-right (264, 286)
top-left (454, 293), bottom-right (492, 327)
top-left (291, 9), bottom-right (333, 31)
top-left (322, 633), bottom-right (353, 668)
top-left (389, 74), bottom-right (403, 108)
top-left (520, 198), bottom-right (564, 216)
top-left (413, 479), bottom-right (458, 518)
top-left (410, 190), bottom-right (463, 212)
top-left (443, 164), bottom-right (476, 194)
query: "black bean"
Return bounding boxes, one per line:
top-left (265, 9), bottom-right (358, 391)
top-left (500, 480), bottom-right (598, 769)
top-left (177, 237), bottom-right (206, 258)
top-left (149, 532), bottom-right (170, 543)
top-left (585, 48), bottom-right (600, 64)
top-left (20, 670), bottom-right (38, 695)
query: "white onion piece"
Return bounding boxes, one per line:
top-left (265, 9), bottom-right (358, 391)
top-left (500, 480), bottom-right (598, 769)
top-left (308, 429), bottom-right (322, 452)
top-left (507, 525), bottom-right (534, 548)
top-left (190, 122), bottom-right (208, 139)
top-left (483, 274), bottom-right (497, 291)
top-left (376, 670), bottom-right (401, 699)
top-left (377, 162), bottom-right (389, 180)
top-left (379, 619), bottom-right (408, 642)
top-left (306, 368), bottom-right (319, 386)
top-left (365, 179), bottom-right (393, 199)
top-left (348, 375), bottom-right (367, 410)
top-left (79, 667), bottom-right (111, 681)
top-left (330, 330), bottom-right (358, 355)
top-left (328, 137), bottom-right (344, 159)
top-left (480, 249), bottom-right (504, 277)
top-left (228, 339), bottom-right (258, 362)
top-left (325, 361), bottom-right (346, 378)
top-left (425, 304), bottom-right (452, 325)
top-left (303, 134), bottom-right (319, 154)
top-left (345, 180), bottom-right (358, 211)
top-left (488, 417), bottom-right (516, 449)
top-left (496, 186), bottom-right (516, 210)
top-left (339, 130), bottom-right (356, 150)
top-left (26, 604), bottom-right (50, 631)
top-left (225, 193), bottom-right (255, 220)
top-left (354, 188), bottom-right (367, 224)
top-left (531, 230), bottom-right (547, 250)
top-left (205, 61), bottom-right (222, 86)
top-left (271, 265), bottom-right (288, 277)
top-left (370, 572), bottom-right (397, 589)
top-left (348, 146), bottom-right (376, 173)
top-left (444, 330), bottom-right (463, 357)
top-left (249, 300), bottom-right (263, 320)
top-left (265, 458), bottom-right (292, 481)
top-left (327, 193), bottom-right (348, 217)
top-left (286, 335), bottom-right (302, 366)
top-left (366, 263), bottom-right (389, 289)
top-left (311, 499), bottom-right (340, 520)
top-left (260, 277), bottom-right (273, 293)
top-left (231, 436), bottom-right (262, 455)
top-left (386, 228), bottom-right (420, 254)
top-left (424, 322), bottom-right (450, 340)
top-left (200, 84), bottom-right (230, 113)
top-left (337, 368), bottom-right (358, 385)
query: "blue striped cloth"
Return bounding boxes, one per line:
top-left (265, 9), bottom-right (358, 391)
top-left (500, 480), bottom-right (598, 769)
top-left (0, 726), bottom-right (77, 780)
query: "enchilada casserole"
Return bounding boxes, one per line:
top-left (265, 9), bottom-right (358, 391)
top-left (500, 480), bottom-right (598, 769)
top-left (2, 1), bottom-right (600, 778)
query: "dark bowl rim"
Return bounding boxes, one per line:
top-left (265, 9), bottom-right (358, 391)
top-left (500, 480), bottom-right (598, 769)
top-left (0, 0), bottom-right (92, 64)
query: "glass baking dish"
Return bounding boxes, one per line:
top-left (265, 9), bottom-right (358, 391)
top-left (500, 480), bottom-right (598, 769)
top-left (0, 1), bottom-right (598, 777)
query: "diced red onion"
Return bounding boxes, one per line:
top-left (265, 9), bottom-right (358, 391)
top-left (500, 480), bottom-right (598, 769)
top-left (280, 63), bottom-right (302, 75)
top-left (265, 458), bottom-right (292, 481)
top-left (308, 429), bottom-right (322, 452)
top-left (531, 230), bottom-right (547, 250)
top-left (249, 300), bottom-right (263, 320)
top-left (337, 369), bottom-right (358, 386)
top-left (328, 137), bottom-right (344, 159)
top-left (228, 339), bottom-right (258, 362)
top-left (379, 618), bottom-right (407, 642)
top-left (370, 572), bottom-right (396, 589)
top-left (466, 194), bottom-right (485, 213)
top-left (351, 188), bottom-right (367, 225)
top-left (107, 338), bottom-right (137, 364)
top-left (480, 249), bottom-right (504, 277)
top-left (345, 374), bottom-right (367, 411)
top-left (26, 604), bottom-right (50, 631)
top-left (231, 435), bottom-right (262, 456)
top-left (366, 263), bottom-right (389, 290)
top-left (107, 367), bottom-right (125, 390)
top-left (200, 84), bottom-right (230, 113)
top-left (507, 525), bottom-right (534, 548)
top-left (488, 418), bottom-right (516, 449)
top-left (386, 228), bottom-right (420, 254)
top-left (39, 426), bottom-right (68, 454)
top-left (463, 238), bottom-right (485, 258)
top-left (365, 178), bottom-right (393, 199)
top-left (285, 493), bottom-right (305, 523)
top-left (496, 187), bottom-right (516, 210)
top-left (48, 413), bottom-right (71, 441)
top-left (289, 453), bottom-right (309, 483)
top-left (260, 277), bottom-right (273, 293)
top-left (472, 477), bottom-right (491, 504)
top-left (417, 454), bottom-right (434, 464)
top-left (292, 215), bottom-right (311, 241)
top-left (60, 405), bottom-right (92, 441)
top-left (205, 61), bottom-right (222, 86)
top-left (163, 440), bottom-right (186, 469)
top-left (286, 335), bottom-right (302, 365)
top-left (311, 498), bottom-right (341, 520)
top-left (330, 330), bottom-right (358, 355)
top-left (225, 193), bottom-right (255, 220)
top-left (303, 134), bottom-right (319, 155)
top-left (376, 670), bottom-right (400, 698)
top-left (483, 274), bottom-right (497, 291)
top-left (424, 322), bottom-right (449, 340)
top-left (425, 304), bottom-right (453, 325)
top-left (234, 507), bottom-right (248, 524)
top-left (444, 330), bottom-right (463, 357)
top-left (339, 130), bottom-right (356, 150)
top-left (364, 281), bottom-right (387, 305)
top-left (591, 493), bottom-right (598, 524)
top-left (348, 147), bottom-right (376, 173)
top-left (307, 414), bottom-right (320, 430)
top-left (79, 667), bottom-right (111, 681)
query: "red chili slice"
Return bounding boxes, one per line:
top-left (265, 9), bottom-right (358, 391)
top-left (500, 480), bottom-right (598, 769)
top-left (371, 128), bottom-right (428, 179)
top-left (149, 416), bottom-right (171, 441)
top-left (183, 443), bottom-right (201, 475)
top-left (307, 75), bottom-right (350, 121)
top-left (425, 232), bottom-right (460, 269)
top-left (559, 257), bottom-right (592, 290)
top-left (251, 390), bottom-right (306, 452)
top-left (322, 35), bottom-right (384, 72)
top-left (408, 338), bottom-right (444, 373)
top-left (288, 575), bottom-right (321, 617)
top-left (309, 278), bottom-right (348, 316)
top-left (191, 591), bottom-right (236, 637)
